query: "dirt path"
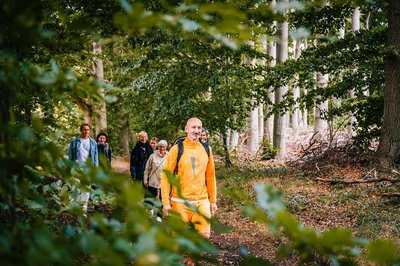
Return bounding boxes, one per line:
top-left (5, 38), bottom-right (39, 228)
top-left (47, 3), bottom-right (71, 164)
top-left (109, 131), bottom-right (376, 265)
top-left (111, 158), bottom-right (287, 265)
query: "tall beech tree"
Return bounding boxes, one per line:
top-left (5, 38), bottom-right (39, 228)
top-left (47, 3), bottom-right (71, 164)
top-left (376, 0), bottom-right (400, 163)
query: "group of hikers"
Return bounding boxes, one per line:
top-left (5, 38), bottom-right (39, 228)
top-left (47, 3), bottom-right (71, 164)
top-left (67, 118), bottom-right (217, 259)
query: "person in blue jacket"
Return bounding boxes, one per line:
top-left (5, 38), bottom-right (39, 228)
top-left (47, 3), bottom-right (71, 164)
top-left (68, 123), bottom-right (98, 167)
top-left (68, 123), bottom-right (98, 213)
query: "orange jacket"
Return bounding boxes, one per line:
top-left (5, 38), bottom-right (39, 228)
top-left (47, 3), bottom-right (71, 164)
top-left (161, 138), bottom-right (217, 205)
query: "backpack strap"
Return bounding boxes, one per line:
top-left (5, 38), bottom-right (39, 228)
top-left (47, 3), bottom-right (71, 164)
top-left (174, 139), bottom-right (184, 175)
top-left (173, 139), bottom-right (210, 175)
top-left (201, 142), bottom-right (210, 157)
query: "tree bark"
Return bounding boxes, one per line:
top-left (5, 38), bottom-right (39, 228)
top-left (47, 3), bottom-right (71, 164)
top-left (301, 39), bottom-right (309, 130)
top-left (248, 100), bottom-right (259, 154)
top-left (258, 104), bottom-right (264, 143)
top-left (273, 0), bottom-right (289, 159)
top-left (292, 39), bottom-right (302, 139)
top-left (230, 130), bottom-right (239, 151)
top-left (76, 98), bottom-right (93, 126)
top-left (348, 7), bottom-right (360, 137)
top-left (314, 73), bottom-right (329, 138)
top-left (266, 38), bottom-right (276, 142)
top-left (376, 0), bottom-right (400, 163)
top-left (118, 107), bottom-right (130, 159)
top-left (93, 41), bottom-right (107, 135)
top-left (222, 130), bottom-right (233, 167)
top-left (266, 0), bottom-right (277, 143)
top-left (245, 40), bottom-right (259, 154)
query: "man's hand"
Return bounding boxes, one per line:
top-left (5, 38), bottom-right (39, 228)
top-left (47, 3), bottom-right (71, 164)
top-left (210, 203), bottom-right (217, 216)
top-left (163, 204), bottom-right (171, 217)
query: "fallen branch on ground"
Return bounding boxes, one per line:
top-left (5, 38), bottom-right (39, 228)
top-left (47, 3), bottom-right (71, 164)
top-left (381, 193), bottom-right (400, 198)
top-left (315, 177), bottom-right (400, 184)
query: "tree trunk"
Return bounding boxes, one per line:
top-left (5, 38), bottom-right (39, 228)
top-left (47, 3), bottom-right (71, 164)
top-left (0, 88), bottom-right (10, 146)
top-left (301, 38), bottom-right (309, 130)
top-left (348, 7), bottom-right (360, 136)
top-left (292, 39), bottom-right (302, 139)
top-left (248, 102), bottom-right (259, 154)
top-left (313, 0), bottom-right (330, 140)
top-left (230, 130), bottom-right (239, 151)
top-left (118, 107), bottom-right (130, 159)
top-left (376, 0), bottom-right (400, 163)
top-left (258, 104), bottom-right (264, 143)
top-left (273, 0), bottom-right (289, 159)
top-left (76, 98), bottom-right (93, 126)
top-left (245, 40), bottom-right (259, 154)
top-left (92, 41), bottom-right (107, 135)
top-left (314, 72), bottom-right (329, 138)
top-left (222, 130), bottom-right (233, 167)
top-left (302, 88), bottom-right (308, 129)
top-left (266, 0), bottom-right (277, 143)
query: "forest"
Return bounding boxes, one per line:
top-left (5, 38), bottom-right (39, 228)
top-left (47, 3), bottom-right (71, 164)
top-left (1, 0), bottom-right (400, 265)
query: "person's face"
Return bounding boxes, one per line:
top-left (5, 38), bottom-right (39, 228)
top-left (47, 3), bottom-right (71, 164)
top-left (159, 145), bottom-right (167, 155)
top-left (139, 134), bottom-right (148, 143)
top-left (98, 135), bottom-right (107, 144)
top-left (80, 126), bottom-right (90, 139)
top-left (200, 131), bottom-right (207, 142)
top-left (185, 118), bottom-right (202, 141)
top-left (150, 140), bottom-right (158, 150)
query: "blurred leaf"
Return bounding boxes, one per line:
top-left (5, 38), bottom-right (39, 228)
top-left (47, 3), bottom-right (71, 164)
top-left (254, 183), bottom-right (286, 218)
top-left (366, 239), bottom-right (399, 264)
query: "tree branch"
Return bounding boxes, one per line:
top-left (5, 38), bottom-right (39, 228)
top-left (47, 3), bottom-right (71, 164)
top-left (315, 177), bottom-right (400, 184)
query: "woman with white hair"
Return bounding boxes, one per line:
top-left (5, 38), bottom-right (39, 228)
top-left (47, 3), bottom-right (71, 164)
top-left (144, 140), bottom-right (168, 221)
top-left (130, 131), bottom-right (153, 185)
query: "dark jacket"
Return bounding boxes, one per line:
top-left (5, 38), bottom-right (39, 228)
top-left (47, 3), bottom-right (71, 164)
top-left (97, 143), bottom-right (112, 167)
top-left (130, 141), bottom-right (153, 181)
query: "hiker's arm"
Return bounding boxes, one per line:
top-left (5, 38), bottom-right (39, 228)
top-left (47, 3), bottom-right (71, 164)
top-left (163, 204), bottom-right (171, 216)
top-left (161, 146), bottom-right (178, 206)
top-left (143, 155), bottom-right (153, 186)
top-left (130, 148), bottom-right (137, 178)
top-left (210, 202), bottom-right (217, 216)
top-left (205, 147), bottom-right (217, 204)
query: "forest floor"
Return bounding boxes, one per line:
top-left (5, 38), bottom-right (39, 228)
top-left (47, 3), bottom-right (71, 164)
top-left (111, 130), bottom-right (400, 265)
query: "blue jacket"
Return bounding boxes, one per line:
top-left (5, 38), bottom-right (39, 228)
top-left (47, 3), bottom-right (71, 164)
top-left (68, 137), bottom-right (99, 166)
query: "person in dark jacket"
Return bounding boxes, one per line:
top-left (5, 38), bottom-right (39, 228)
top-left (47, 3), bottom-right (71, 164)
top-left (96, 132), bottom-right (112, 168)
top-left (130, 131), bottom-right (153, 185)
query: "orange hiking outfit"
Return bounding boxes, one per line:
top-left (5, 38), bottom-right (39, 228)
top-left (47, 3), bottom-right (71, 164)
top-left (161, 138), bottom-right (216, 235)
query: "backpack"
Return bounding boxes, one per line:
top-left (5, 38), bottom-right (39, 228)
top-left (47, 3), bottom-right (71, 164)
top-left (172, 136), bottom-right (210, 174)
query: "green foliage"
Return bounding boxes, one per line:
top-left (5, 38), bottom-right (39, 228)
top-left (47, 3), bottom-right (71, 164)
top-left (289, 1), bottom-right (354, 36)
top-left (366, 239), bottom-right (399, 265)
top-left (0, 121), bottom-right (218, 265)
top-left (258, 26), bottom-right (388, 149)
top-left (2, 0), bottom-right (396, 264)
top-left (243, 184), bottom-right (400, 265)
top-left (261, 139), bottom-right (278, 160)
top-left (2, 1), bottom-right (245, 264)
top-left (122, 32), bottom-right (257, 141)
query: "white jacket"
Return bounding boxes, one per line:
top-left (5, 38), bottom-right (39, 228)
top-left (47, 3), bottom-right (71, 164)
top-left (144, 150), bottom-right (168, 188)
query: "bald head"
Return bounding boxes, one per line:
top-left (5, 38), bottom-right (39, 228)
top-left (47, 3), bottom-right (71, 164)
top-left (185, 117), bottom-right (203, 141)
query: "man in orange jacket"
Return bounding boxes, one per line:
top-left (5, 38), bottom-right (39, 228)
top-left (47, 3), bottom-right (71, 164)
top-left (161, 117), bottom-right (217, 238)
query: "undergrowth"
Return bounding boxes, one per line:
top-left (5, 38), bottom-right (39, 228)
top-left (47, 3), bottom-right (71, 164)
top-left (215, 159), bottom-right (400, 264)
